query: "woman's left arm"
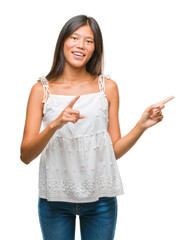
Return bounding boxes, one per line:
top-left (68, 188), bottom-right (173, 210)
top-left (106, 79), bottom-right (174, 160)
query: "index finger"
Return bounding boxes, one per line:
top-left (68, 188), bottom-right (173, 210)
top-left (156, 96), bottom-right (174, 106)
top-left (68, 95), bottom-right (80, 108)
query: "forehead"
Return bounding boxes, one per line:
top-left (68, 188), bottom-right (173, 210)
top-left (72, 25), bottom-right (94, 38)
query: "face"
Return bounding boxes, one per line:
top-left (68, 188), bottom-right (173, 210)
top-left (63, 25), bottom-right (95, 69)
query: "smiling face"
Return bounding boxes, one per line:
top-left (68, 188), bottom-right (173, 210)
top-left (63, 25), bottom-right (95, 70)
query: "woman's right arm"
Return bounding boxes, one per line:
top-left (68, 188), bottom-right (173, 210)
top-left (20, 83), bottom-right (85, 165)
top-left (20, 82), bottom-right (57, 164)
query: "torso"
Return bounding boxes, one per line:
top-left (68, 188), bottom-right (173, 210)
top-left (37, 74), bottom-right (125, 202)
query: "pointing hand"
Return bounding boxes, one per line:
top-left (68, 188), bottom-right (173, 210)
top-left (138, 96), bottom-right (174, 130)
top-left (52, 95), bottom-right (85, 130)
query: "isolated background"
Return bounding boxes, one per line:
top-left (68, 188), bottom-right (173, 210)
top-left (1, 0), bottom-right (194, 239)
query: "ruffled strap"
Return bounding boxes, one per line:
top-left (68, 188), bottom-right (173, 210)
top-left (98, 74), bottom-right (110, 94)
top-left (37, 75), bottom-right (50, 103)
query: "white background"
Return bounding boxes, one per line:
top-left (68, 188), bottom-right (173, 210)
top-left (1, 0), bottom-right (194, 239)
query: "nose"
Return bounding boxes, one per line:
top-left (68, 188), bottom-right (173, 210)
top-left (76, 39), bottom-right (85, 49)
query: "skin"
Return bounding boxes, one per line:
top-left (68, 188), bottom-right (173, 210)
top-left (20, 24), bottom-right (174, 164)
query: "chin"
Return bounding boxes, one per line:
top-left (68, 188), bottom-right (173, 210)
top-left (69, 63), bottom-right (86, 70)
top-left (68, 60), bottom-right (89, 69)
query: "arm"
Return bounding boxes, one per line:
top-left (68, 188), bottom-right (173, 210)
top-left (107, 79), bottom-right (142, 160)
top-left (20, 83), bottom-right (58, 164)
top-left (107, 79), bottom-right (174, 160)
top-left (20, 83), bottom-right (84, 165)
top-left (113, 123), bottom-right (145, 160)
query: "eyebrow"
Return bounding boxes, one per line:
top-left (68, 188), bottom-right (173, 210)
top-left (72, 32), bottom-right (94, 40)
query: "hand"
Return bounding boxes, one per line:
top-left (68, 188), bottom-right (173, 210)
top-left (52, 95), bottom-right (85, 130)
top-left (138, 96), bottom-right (174, 131)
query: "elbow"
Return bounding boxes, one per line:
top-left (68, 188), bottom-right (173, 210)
top-left (115, 152), bottom-right (121, 160)
top-left (20, 145), bottom-right (32, 165)
top-left (113, 147), bottom-right (121, 160)
top-left (113, 142), bottom-right (121, 160)
top-left (113, 143), bottom-right (123, 160)
top-left (20, 155), bottom-right (30, 165)
top-left (20, 152), bottom-right (31, 165)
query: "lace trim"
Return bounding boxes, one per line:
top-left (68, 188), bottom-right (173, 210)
top-left (98, 74), bottom-right (110, 94)
top-left (37, 76), bottom-right (50, 103)
top-left (39, 173), bottom-right (124, 202)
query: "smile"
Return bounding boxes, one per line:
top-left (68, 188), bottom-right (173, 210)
top-left (72, 52), bottom-right (85, 57)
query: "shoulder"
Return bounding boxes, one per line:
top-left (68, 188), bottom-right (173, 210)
top-left (105, 77), bottom-right (118, 91)
top-left (28, 82), bottom-right (44, 103)
top-left (105, 77), bottom-right (119, 104)
top-left (30, 82), bottom-right (44, 96)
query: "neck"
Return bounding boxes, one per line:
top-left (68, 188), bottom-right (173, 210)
top-left (59, 64), bottom-right (91, 83)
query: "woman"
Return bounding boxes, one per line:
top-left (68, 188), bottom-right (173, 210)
top-left (20, 15), bottom-right (173, 240)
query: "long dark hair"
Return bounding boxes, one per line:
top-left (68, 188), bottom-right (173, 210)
top-left (46, 15), bottom-right (104, 81)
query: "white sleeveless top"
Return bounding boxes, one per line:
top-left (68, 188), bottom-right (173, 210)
top-left (37, 75), bottom-right (124, 203)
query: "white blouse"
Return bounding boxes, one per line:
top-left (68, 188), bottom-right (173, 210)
top-left (37, 75), bottom-right (124, 203)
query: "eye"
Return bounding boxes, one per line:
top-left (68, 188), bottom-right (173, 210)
top-left (86, 40), bottom-right (93, 44)
top-left (71, 36), bottom-right (77, 40)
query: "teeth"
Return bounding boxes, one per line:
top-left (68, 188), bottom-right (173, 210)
top-left (73, 52), bottom-right (84, 56)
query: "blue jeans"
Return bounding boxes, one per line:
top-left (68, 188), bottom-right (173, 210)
top-left (38, 196), bottom-right (118, 240)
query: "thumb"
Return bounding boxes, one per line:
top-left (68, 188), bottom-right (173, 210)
top-left (146, 104), bottom-right (160, 114)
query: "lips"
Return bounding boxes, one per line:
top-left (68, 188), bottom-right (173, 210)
top-left (72, 51), bottom-right (85, 57)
